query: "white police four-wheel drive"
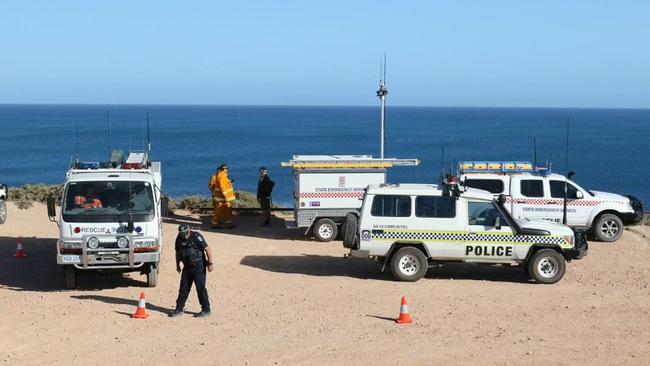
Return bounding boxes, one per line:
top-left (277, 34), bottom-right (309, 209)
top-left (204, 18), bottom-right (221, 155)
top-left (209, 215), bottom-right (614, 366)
top-left (459, 161), bottom-right (643, 242)
top-left (47, 151), bottom-right (168, 289)
top-left (342, 178), bottom-right (588, 283)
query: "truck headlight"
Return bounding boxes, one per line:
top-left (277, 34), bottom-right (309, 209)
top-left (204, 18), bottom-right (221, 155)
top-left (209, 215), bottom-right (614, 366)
top-left (563, 235), bottom-right (574, 245)
top-left (58, 240), bottom-right (82, 249)
top-left (135, 239), bottom-right (157, 248)
top-left (117, 236), bottom-right (129, 248)
top-left (88, 237), bottom-right (100, 249)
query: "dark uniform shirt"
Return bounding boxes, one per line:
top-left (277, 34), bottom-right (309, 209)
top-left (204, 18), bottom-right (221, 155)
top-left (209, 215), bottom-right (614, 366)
top-left (175, 232), bottom-right (207, 267)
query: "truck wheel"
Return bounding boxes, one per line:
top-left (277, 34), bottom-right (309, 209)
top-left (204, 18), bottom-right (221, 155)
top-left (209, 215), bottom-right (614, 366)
top-left (593, 214), bottom-right (623, 242)
top-left (342, 213), bottom-right (358, 249)
top-left (64, 266), bottom-right (77, 289)
top-left (527, 249), bottom-right (565, 284)
top-left (0, 200), bottom-right (6, 224)
top-left (390, 247), bottom-right (428, 282)
top-left (146, 265), bottom-right (159, 287)
top-left (313, 219), bottom-right (338, 242)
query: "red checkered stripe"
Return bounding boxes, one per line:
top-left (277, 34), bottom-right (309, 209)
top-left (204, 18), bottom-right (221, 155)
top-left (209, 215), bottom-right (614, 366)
top-left (300, 192), bottom-right (365, 199)
top-left (505, 197), bottom-right (601, 206)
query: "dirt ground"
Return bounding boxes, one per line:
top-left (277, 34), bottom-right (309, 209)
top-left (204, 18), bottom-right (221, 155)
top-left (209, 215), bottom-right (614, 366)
top-left (1, 203), bottom-right (649, 366)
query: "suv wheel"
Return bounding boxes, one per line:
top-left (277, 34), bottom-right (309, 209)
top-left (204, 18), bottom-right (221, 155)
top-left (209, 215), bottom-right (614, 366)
top-left (342, 213), bottom-right (358, 249)
top-left (390, 247), bottom-right (428, 282)
top-left (593, 214), bottom-right (623, 242)
top-left (313, 219), bottom-right (338, 242)
top-left (528, 249), bottom-right (566, 284)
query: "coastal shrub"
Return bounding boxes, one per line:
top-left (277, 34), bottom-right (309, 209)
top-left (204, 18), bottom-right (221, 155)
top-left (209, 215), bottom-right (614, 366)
top-left (9, 184), bottom-right (64, 209)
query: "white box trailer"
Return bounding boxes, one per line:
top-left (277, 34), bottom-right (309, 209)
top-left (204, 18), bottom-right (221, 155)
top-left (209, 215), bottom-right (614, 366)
top-left (282, 155), bottom-right (419, 241)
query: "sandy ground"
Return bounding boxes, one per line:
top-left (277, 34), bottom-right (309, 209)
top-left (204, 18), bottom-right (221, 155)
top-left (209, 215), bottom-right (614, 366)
top-left (0, 203), bottom-right (649, 366)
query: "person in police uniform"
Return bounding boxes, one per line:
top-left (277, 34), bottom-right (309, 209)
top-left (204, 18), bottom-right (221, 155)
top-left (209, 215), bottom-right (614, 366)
top-left (170, 225), bottom-right (214, 318)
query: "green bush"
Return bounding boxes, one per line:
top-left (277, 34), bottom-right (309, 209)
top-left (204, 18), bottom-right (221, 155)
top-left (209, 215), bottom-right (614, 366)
top-left (8, 184), bottom-right (64, 209)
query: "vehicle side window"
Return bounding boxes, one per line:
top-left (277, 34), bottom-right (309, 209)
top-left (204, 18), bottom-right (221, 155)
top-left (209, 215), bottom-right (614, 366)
top-left (467, 201), bottom-right (508, 227)
top-left (464, 179), bottom-right (504, 194)
top-left (550, 180), bottom-right (579, 199)
top-left (371, 195), bottom-right (411, 217)
top-left (415, 196), bottom-right (456, 218)
top-left (520, 180), bottom-right (544, 197)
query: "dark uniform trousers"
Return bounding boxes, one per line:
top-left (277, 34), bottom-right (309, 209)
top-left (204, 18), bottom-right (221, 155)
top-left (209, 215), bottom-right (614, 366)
top-left (176, 264), bottom-right (210, 312)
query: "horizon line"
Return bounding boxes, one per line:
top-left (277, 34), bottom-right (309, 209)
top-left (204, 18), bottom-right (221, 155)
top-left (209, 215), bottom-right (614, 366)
top-left (1, 102), bottom-right (649, 111)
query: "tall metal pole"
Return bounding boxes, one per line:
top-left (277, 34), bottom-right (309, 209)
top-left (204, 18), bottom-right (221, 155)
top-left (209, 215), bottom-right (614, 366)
top-left (376, 53), bottom-right (388, 158)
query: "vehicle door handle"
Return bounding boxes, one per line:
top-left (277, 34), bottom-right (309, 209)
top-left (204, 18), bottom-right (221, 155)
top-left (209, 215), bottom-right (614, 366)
top-left (514, 200), bottom-right (526, 204)
top-left (547, 201), bottom-right (559, 204)
top-left (468, 232), bottom-right (478, 236)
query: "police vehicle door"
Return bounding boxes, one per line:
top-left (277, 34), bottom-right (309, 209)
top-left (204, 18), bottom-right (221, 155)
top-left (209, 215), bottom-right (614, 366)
top-left (547, 179), bottom-right (589, 226)
top-left (510, 177), bottom-right (548, 222)
top-left (465, 200), bottom-right (515, 261)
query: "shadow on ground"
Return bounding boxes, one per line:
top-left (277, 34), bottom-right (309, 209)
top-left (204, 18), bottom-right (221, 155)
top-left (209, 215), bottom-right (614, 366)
top-left (71, 294), bottom-right (173, 316)
top-left (0, 236), bottom-right (151, 291)
top-left (241, 254), bottom-right (532, 283)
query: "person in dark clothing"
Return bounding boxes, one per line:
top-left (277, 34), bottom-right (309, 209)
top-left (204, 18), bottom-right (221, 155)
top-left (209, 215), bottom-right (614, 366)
top-left (170, 225), bottom-right (214, 318)
top-left (256, 166), bottom-right (275, 226)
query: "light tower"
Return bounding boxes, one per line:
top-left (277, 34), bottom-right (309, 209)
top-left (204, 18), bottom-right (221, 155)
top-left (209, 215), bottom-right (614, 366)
top-left (376, 53), bottom-right (388, 159)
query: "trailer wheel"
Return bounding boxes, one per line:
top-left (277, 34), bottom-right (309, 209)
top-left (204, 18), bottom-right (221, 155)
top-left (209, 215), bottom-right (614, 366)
top-left (64, 266), bottom-right (77, 289)
top-left (527, 249), bottom-right (565, 284)
top-left (313, 218), bottom-right (338, 242)
top-left (342, 213), bottom-right (358, 249)
top-left (146, 265), bottom-right (159, 287)
top-left (0, 200), bottom-right (6, 224)
top-left (390, 247), bottom-right (428, 282)
top-left (593, 214), bottom-right (623, 242)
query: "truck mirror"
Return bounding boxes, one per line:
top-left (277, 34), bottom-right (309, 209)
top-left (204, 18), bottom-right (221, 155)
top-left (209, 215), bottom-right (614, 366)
top-left (576, 191), bottom-right (584, 199)
top-left (47, 196), bottom-right (56, 218)
top-left (497, 194), bottom-right (507, 206)
top-left (568, 171), bottom-right (576, 179)
top-left (494, 216), bottom-right (501, 230)
top-left (161, 195), bottom-right (169, 217)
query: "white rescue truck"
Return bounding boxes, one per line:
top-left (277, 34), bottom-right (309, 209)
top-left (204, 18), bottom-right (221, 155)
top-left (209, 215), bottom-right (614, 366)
top-left (47, 151), bottom-right (168, 289)
top-left (281, 155), bottom-right (419, 241)
top-left (0, 183), bottom-right (7, 224)
top-left (342, 179), bottom-right (588, 283)
top-left (459, 161), bottom-right (643, 242)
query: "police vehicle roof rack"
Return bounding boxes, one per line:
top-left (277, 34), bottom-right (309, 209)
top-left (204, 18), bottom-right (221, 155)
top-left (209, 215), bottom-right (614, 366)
top-left (458, 160), bottom-right (550, 176)
top-left (281, 155), bottom-right (420, 169)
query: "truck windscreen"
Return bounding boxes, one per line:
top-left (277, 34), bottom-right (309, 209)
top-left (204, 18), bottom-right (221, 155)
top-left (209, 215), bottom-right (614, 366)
top-left (62, 181), bottom-right (155, 223)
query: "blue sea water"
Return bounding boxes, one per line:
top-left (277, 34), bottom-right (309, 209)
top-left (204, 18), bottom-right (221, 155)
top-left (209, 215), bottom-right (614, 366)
top-left (0, 105), bottom-right (648, 207)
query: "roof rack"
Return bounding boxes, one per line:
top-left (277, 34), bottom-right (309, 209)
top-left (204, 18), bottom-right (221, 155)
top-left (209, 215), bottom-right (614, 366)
top-left (281, 155), bottom-right (420, 169)
top-left (458, 160), bottom-right (550, 176)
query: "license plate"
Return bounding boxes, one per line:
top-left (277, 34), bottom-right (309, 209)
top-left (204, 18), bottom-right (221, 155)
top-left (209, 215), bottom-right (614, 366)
top-left (62, 255), bottom-right (80, 263)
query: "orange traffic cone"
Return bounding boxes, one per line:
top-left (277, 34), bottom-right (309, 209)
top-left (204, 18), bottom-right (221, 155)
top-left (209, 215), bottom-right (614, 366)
top-left (14, 237), bottom-right (26, 258)
top-left (396, 296), bottom-right (412, 324)
top-left (132, 292), bottom-right (149, 319)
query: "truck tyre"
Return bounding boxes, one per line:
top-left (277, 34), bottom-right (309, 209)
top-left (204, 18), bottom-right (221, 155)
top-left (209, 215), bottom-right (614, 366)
top-left (64, 266), bottom-right (76, 289)
top-left (390, 247), bottom-right (428, 282)
top-left (527, 249), bottom-right (565, 284)
top-left (0, 200), bottom-right (6, 224)
top-left (593, 214), bottom-right (624, 242)
top-left (313, 218), bottom-right (338, 242)
top-left (342, 213), bottom-right (358, 249)
top-left (146, 265), bottom-right (159, 287)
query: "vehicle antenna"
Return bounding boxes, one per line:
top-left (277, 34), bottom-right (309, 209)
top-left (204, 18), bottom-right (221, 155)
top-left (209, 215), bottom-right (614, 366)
top-left (440, 145), bottom-right (445, 180)
top-left (376, 53), bottom-right (388, 159)
top-left (533, 136), bottom-right (537, 168)
top-left (75, 122), bottom-right (79, 166)
top-left (106, 111), bottom-right (112, 160)
top-left (563, 118), bottom-right (570, 225)
top-left (146, 112), bottom-right (151, 155)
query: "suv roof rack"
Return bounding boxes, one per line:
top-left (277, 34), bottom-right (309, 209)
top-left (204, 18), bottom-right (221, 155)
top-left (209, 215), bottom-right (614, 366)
top-left (458, 160), bottom-right (550, 176)
top-left (281, 155), bottom-right (420, 169)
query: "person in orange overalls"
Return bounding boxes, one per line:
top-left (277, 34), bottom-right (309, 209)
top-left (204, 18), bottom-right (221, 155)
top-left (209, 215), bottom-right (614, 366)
top-left (74, 186), bottom-right (103, 208)
top-left (209, 164), bottom-right (236, 228)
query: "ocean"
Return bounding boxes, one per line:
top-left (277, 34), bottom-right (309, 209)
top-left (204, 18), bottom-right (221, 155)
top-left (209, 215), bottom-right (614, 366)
top-left (0, 105), bottom-right (648, 207)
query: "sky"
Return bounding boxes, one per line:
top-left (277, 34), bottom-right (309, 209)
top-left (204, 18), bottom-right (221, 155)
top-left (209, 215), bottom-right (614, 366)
top-left (1, 1), bottom-right (649, 108)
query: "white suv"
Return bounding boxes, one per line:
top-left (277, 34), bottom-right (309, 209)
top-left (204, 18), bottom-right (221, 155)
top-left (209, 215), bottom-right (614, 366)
top-left (459, 161), bottom-right (643, 242)
top-left (343, 182), bottom-right (587, 283)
